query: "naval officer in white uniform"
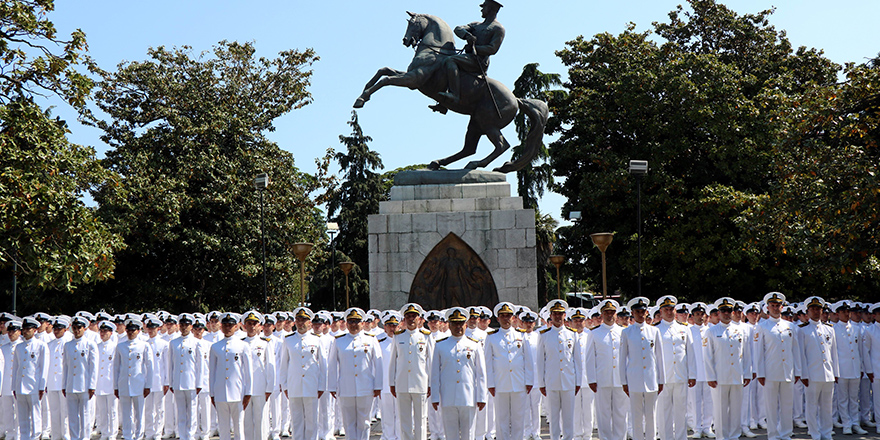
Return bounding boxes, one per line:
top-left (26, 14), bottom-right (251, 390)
top-left (389, 303), bottom-right (434, 440)
top-left (484, 302), bottom-right (533, 440)
top-left (536, 299), bottom-right (581, 440)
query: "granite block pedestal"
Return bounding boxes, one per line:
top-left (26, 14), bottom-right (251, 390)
top-left (368, 170), bottom-right (537, 312)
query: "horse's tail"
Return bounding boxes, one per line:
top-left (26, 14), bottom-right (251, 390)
top-left (494, 98), bottom-right (549, 173)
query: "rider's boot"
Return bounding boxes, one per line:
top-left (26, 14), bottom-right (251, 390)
top-left (438, 62), bottom-right (461, 105)
top-left (429, 103), bottom-right (448, 114)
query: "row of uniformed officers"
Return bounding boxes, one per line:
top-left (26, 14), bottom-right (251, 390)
top-left (1, 293), bottom-right (879, 440)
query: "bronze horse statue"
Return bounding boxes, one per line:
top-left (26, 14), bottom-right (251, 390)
top-left (353, 12), bottom-right (548, 173)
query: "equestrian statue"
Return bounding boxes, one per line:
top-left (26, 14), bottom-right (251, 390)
top-left (353, 1), bottom-right (549, 173)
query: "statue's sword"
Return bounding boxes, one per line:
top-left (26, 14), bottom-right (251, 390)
top-left (471, 45), bottom-right (503, 120)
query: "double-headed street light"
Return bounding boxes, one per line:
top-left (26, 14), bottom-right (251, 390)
top-left (628, 160), bottom-right (648, 297)
top-left (253, 173), bottom-right (270, 312)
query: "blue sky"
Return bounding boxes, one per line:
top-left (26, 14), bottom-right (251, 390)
top-left (45, 0), bottom-right (880, 224)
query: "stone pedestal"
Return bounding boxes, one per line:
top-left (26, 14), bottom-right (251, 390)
top-left (368, 170), bottom-right (537, 312)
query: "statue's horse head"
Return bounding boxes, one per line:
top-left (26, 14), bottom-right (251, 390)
top-left (402, 12), bottom-right (455, 54)
top-left (403, 12), bottom-right (428, 48)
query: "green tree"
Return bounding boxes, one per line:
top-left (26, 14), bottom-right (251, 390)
top-left (89, 41), bottom-right (324, 311)
top-left (511, 63), bottom-right (562, 210)
top-left (751, 59), bottom-right (880, 297)
top-left (324, 111), bottom-right (386, 307)
top-left (1, 0), bottom-right (122, 303)
top-left (550, 0), bottom-right (839, 302)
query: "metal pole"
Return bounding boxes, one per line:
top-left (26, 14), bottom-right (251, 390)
top-left (601, 250), bottom-right (608, 300)
top-left (12, 253), bottom-right (17, 316)
top-left (260, 190), bottom-right (268, 313)
top-left (556, 265), bottom-right (562, 300)
top-left (636, 174), bottom-right (642, 297)
top-left (330, 233), bottom-right (336, 310)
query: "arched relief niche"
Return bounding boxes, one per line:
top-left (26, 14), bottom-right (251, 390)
top-left (408, 232), bottom-right (499, 310)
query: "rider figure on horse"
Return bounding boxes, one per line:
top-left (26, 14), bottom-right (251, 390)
top-left (434, 0), bottom-right (505, 112)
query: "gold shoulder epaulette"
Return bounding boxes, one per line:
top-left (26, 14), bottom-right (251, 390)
top-left (394, 329), bottom-right (405, 335)
top-left (436, 336), bottom-right (448, 343)
top-left (467, 336), bottom-right (479, 343)
top-left (261, 337), bottom-right (270, 342)
top-left (335, 333), bottom-right (347, 338)
top-left (420, 329), bottom-right (432, 335)
top-left (798, 322), bottom-right (809, 328)
top-left (487, 328), bottom-right (499, 334)
top-left (377, 335), bottom-right (386, 342)
top-left (516, 328), bottom-right (527, 333)
top-left (565, 326), bottom-right (576, 332)
top-left (540, 327), bottom-right (552, 334)
top-left (285, 332), bottom-right (297, 338)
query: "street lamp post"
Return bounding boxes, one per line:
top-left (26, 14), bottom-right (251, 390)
top-left (590, 232), bottom-right (614, 299)
top-left (549, 255), bottom-right (565, 300)
top-left (292, 242), bottom-right (314, 307)
top-left (628, 160), bottom-right (648, 297)
top-left (253, 173), bottom-right (270, 312)
top-left (339, 261), bottom-right (355, 309)
top-left (326, 223), bottom-right (339, 310)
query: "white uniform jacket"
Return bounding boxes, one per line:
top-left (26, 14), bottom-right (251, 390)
top-left (620, 322), bottom-right (666, 392)
top-left (12, 337), bottom-right (49, 395)
top-left (536, 325), bottom-right (581, 391)
top-left (862, 322), bottom-right (880, 375)
top-left (209, 336), bottom-right (253, 402)
top-left (799, 321), bottom-right (839, 383)
top-left (388, 328), bottom-right (434, 394)
top-left (46, 336), bottom-right (67, 392)
top-left (691, 324), bottom-right (709, 382)
top-left (243, 335), bottom-right (276, 395)
top-left (484, 327), bottom-right (534, 393)
top-left (703, 322), bottom-right (752, 385)
top-left (430, 335), bottom-right (487, 407)
top-left (168, 334), bottom-right (207, 391)
top-left (113, 337), bottom-right (154, 396)
top-left (146, 336), bottom-right (169, 392)
top-left (327, 331), bottom-right (382, 397)
top-left (833, 321), bottom-right (862, 379)
top-left (755, 317), bottom-right (801, 382)
top-left (279, 330), bottom-right (325, 398)
top-left (656, 320), bottom-right (696, 384)
top-left (96, 338), bottom-right (117, 395)
top-left (585, 323), bottom-right (623, 387)
top-left (62, 336), bottom-right (99, 393)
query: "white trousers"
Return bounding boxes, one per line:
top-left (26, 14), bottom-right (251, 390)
top-left (427, 398), bottom-right (445, 440)
top-left (338, 396), bottom-right (372, 440)
top-left (118, 395), bottom-right (145, 440)
top-left (658, 383), bottom-right (687, 440)
top-left (66, 393), bottom-right (90, 440)
top-left (804, 381), bottom-right (834, 440)
top-left (596, 387), bottom-right (628, 440)
top-left (95, 394), bottom-right (117, 440)
top-left (317, 392), bottom-right (333, 440)
top-left (196, 390), bottom-right (211, 440)
top-left (174, 390), bottom-right (198, 440)
top-left (859, 377), bottom-right (872, 424)
top-left (440, 406), bottom-right (475, 440)
top-left (242, 395), bottom-right (268, 440)
top-left (47, 391), bottom-right (69, 440)
top-left (163, 392), bottom-right (176, 437)
top-left (763, 381), bottom-right (793, 440)
top-left (792, 380), bottom-right (805, 423)
top-left (837, 378), bottom-right (860, 428)
top-left (1, 395), bottom-right (19, 440)
top-left (575, 387), bottom-right (594, 439)
top-left (492, 392), bottom-right (525, 440)
top-left (267, 391), bottom-right (282, 439)
top-left (280, 392), bottom-right (290, 435)
top-left (545, 389), bottom-right (575, 440)
top-left (629, 391), bottom-right (657, 440)
top-left (17, 393), bottom-right (41, 440)
top-left (523, 390), bottom-right (540, 439)
top-left (144, 391), bottom-right (164, 439)
top-left (711, 384), bottom-right (742, 440)
top-left (397, 392), bottom-right (426, 440)
top-left (289, 396), bottom-right (319, 440)
top-left (873, 380), bottom-right (880, 428)
top-left (380, 393), bottom-right (400, 440)
top-left (40, 392), bottom-right (50, 438)
top-left (214, 401), bottom-right (244, 440)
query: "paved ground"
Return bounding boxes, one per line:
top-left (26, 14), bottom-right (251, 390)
top-left (360, 418), bottom-right (880, 440)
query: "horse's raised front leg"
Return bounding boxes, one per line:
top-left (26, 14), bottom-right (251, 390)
top-left (467, 126), bottom-right (510, 169)
top-left (428, 118), bottom-right (483, 170)
top-left (354, 67), bottom-right (406, 108)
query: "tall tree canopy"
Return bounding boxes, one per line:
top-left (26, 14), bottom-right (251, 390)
top-left (89, 41), bottom-right (324, 311)
top-left (550, 0), bottom-right (842, 302)
top-left (1, 0), bottom-right (122, 301)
